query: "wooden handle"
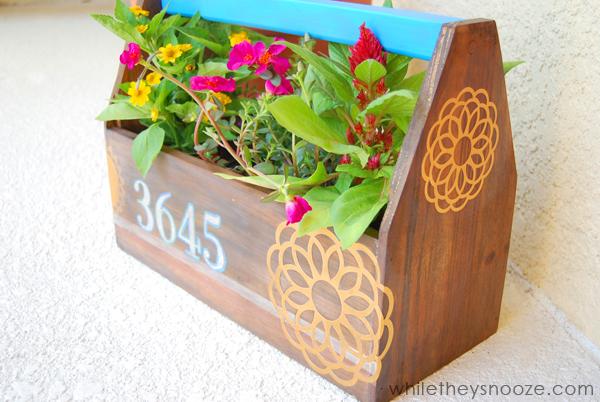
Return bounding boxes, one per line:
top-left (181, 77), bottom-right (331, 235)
top-left (160, 0), bottom-right (460, 60)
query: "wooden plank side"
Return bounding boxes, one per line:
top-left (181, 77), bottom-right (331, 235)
top-left (375, 20), bottom-right (517, 401)
top-left (105, 127), bottom-right (381, 400)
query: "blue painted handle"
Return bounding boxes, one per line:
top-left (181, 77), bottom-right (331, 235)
top-left (160, 0), bottom-right (460, 60)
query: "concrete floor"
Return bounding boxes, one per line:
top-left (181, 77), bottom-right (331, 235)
top-left (1, 5), bottom-right (599, 402)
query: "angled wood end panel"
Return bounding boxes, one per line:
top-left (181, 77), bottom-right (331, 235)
top-left (376, 20), bottom-right (517, 401)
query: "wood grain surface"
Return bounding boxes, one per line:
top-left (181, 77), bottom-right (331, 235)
top-left (104, 1), bottom-right (516, 400)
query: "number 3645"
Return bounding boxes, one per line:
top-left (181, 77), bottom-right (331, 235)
top-left (133, 179), bottom-right (227, 272)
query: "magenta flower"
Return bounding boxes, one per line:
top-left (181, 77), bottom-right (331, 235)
top-left (119, 42), bottom-right (141, 71)
top-left (256, 37), bottom-right (287, 75)
top-left (285, 196), bottom-right (312, 225)
top-left (366, 153), bottom-right (381, 170)
top-left (227, 41), bottom-right (263, 70)
top-left (265, 76), bottom-right (294, 96)
top-left (190, 76), bottom-right (236, 92)
top-left (339, 155), bottom-right (352, 165)
top-left (270, 56), bottom-right (291, 75)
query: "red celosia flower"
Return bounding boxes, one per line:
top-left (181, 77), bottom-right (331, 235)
top-left (339, 155), bottom-right (352, 165)
top-left (120, 42), bottom-right (141, 71)
top-left (190, 76), bottom-right (236, 92)
top-left (346, 127), bottom-right (356, 144)
top-left (285, 196), bottom-right (312, 225)
top-left (365, 114), bottom-right (377, 128)
top-left (354, 123), bottom-right (363, 134)
top-left (366, 154), bottom-right (381, 170)
top-left (378, 129), bottom-right (393, 151)
top-left (348, 23), bottom-right (387, 73)
top-left (376, 78), bottom-right (387, 95)
top-left (357, 91), bottom-right (369, 109)
top-left (265, 76), bottom-right (294, 95)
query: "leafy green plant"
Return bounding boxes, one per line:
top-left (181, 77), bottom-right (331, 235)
top-left (95, 0), bottom-right (521, 248)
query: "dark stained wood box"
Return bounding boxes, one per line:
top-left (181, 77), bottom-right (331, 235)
top-left (104, 1), bottom-right (516, 401)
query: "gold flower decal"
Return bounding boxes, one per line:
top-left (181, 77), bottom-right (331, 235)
top-left (267, 223), bottom-right (394, 386)
top-left (422, 87), bottom-right (499, 213)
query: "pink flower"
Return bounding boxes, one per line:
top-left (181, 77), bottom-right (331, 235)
top-left (366, 154), bottom-right (381, 170)
top-left (265, 76), bottom-right (294, 95)
top-left (285, 196), bottom-right (312, 225)
top-left (339, 155), bottom-right (352, 165)
top-left (227, 41), bottom-right (263, 70)
top-left (256, 37), bottom-right (287, 74)
top-left (190, 76), bottom-right (236, 92)
top-left (270, 56), bottom-right (291, 75)
top-left (119, 42), bottom-right (141, 71)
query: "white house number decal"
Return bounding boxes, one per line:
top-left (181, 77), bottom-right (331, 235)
top-left (133, 179), bottom-right (227, 272)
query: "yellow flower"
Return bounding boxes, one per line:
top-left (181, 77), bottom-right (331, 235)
top-left (129, 5), bottom-right (149, 17)
top-left (177, 43), bottom-right (193, 52)
top-left (145, 72), bottom-right (162, 86)
top-left (185, 64), bottom-right (195, 72)
top-left (151, 107), bottom-right (159, 122)
top-left (229, 31), bottom-right (250, 46)
top-left (127, 81), bottom-right (151, 107)
top-left (212, 92), bottom-right (232, 107)
top-left (136, 24), bottom-right (148, 34)
top-left (158, 44), bottom-right (183, 64)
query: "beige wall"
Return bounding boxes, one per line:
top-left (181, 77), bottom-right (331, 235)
top-left (374, 0), bottom-right (600, 347)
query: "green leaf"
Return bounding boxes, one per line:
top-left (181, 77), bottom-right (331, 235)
top-left (282, 41), bottom-right (355, 102)
top-left (91, 14), bottom-right (146, 48)
top-left (383, 0), bottom-right (394, 7)
top-left (386, 54), bottom-right (411, 89)
top-left (131, 125), bottom-right (165, 177)
top-left (312, 91), bottom-right (341, 116)
top-left (268, 95), bottom-right (368, 165)
top-left (503, 60), bottom-right (524, 74)
top-left (328, 42), bottom-right (352, 76)
top-left (331, 178), bottom-right (388, 249)
top-left (394, 115), bottom-right (410, 133)
top-left (377, 166), bottom-right (395, 179)
top-left (214, 162), bottom-right (332, 191)
top-left (96, 102), bottom-right (149, 121)
top-left (177, 27), bottom-right (226, 56)
top-left (335, 173), bottom-right (353, 193)
top-left (147, 6), bottom-right (167, 37)
top-left (166, 102), bottom-right (198, 123)
top-left (297, 187), bottom-right (340, 236)
top-left (186, 12), bottom-right (201, 27)
top-left (114, 0), bottom-right (135, 24)
top-left (158, 15), bottom-right (183, 37)
top-left (354, 59), bottom-right (387, 86)
top-left (360, 89), bottom-right (417, 119)
top-left (197, 61), bottom-right (229, 77)
top-left (336, 162), bottom-right (376, 179)
top-left (254, 161), bottom-right (276, 175)
top-left (399, 71), bottom-right (425, 92)
top-left (214, 174), bottom-right (283, 190)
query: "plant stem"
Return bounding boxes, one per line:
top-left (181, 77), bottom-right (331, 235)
top-left (143, 61), bottom-right (263, 176)
top-left (192, 114), bottom-right (209, 162)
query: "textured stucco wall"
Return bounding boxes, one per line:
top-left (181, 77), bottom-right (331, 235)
top-left (374, 0), bottom-right (600, 347)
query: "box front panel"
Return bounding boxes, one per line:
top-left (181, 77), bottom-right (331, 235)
top-left (106, 128), bottom-right (395, 399)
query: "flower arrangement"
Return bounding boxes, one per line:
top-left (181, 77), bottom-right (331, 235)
top-left (94, 1), bottom-right (518, 248)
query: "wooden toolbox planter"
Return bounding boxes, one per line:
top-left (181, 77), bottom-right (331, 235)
top-left (104, 1), bottom-right (516, 400)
